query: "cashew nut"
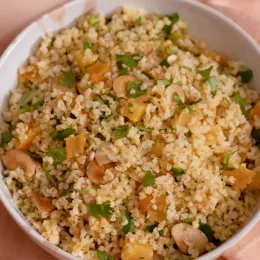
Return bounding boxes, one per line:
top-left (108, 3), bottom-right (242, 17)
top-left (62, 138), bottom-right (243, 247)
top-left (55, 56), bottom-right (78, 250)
top-left (171, 223), bottom-right (208, 255)
top-left (113, 75), bottom-right (137, 96)
top-left (95, 142), bottom-right (117, 165)
top-left (86, 159), bottom-right (117, 185)
top-left (2, 149), bottom-right (36, 181)
top-left (32, 192), bottom-right (56, 213)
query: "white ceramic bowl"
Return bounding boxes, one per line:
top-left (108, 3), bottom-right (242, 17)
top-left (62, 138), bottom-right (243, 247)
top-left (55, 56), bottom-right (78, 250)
top-left (0, 0), bottom-right (260, 259)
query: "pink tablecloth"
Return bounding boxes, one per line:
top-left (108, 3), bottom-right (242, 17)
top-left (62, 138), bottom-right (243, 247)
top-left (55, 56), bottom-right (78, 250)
top-left (0, 1), bottom-right (260, 260)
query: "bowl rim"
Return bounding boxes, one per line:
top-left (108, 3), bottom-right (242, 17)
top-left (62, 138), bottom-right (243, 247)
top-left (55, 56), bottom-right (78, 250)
top-left (0, 0), bottom-right (259, 259)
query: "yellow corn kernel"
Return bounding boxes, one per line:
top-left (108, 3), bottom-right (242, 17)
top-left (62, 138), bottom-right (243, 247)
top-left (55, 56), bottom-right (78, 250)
top-left (87, 62), bottom-right (110, 84)
top-left (65, 134), bottom-right (86, 159)
top-left (205, 125), bottom-right (222, 145)
top-left (122, 101), bottom-right (146, 123)
top-left (150, 137), bottom-right (164, 157)
top-left (122, 241), bottom-right (153, 260)
top-left (222, 166), bottom-right (256, 189)
top-left (15, 127), bottom-right (40, 150)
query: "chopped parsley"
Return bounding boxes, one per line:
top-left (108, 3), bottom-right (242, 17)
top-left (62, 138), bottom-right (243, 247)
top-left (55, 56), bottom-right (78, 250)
top-left (18, 90), bottom-right (35, 106)
top-left (83, 40), bottom-right (93, 50)
top-left (89, 15), bottom-right (99, 28)
top-left (165, 48), bottom-right (178, 55)
top-left (88, 201), bottom-right (112, 219)
top-left (15, 181), bottom-right (23, 189)
top-left (126, 81), bottom-right (146, 98)
top-left (173, 93), bottom-right (196, 116)
top-left (51, 128), bottom-right (75, 141)
top-left (160, 59), bottom-right (170, 68)
top-left (142, 170), bottom-right (155, 187)
top-left (96, 133), bottom-right (106, 141)
top-left (231, 92), bottom-right (251, 117)
top-left (59, 183), bottom-right (73, 197)
top-left (105, 17), bottom-right (112, 24)
top-left (97, 249), bottom-right (115, 260)
top-left (237, 69), bottom-right (253, 83)
top-left (122, 211), bottom-right (134, 236)
top-left (136, 16), bottom-right (142, 25)
top-left (117, 61), bottom-right (128, 75)
top-left (144, 223), bottom-right (158, 232)
top-left (137, 126), bottom-right (153, 132)
top-left (2, 131), bottom-right (13, 145)
top-left (208, 76), bottom-right (220, 95)
top-left (163, 12), bottom-right (179, 34)
top-left (19, 99), bottom-right (44, 114)
top-left (198, 66), bottom-right (213, 80)
top-left (44, 168), bottom-right (57, 187)
top-left (28, 152), bottom-right (42, 162)
top-left (198, 66), bottom-right (219, 95)
top-left (59, 71), bottom-right (76, 88)
top-left (142, 71), bottom-right (154, 80)
top-left (171, 167), bottom-right (185, 180)
top-left (183, 218), bottom-right (194, 225)
top-left (223, 97), bottom-right (231, 105)
top-left (144, 223), bottom-right (164, 235)
top-left (189, 99), bottom-right (202, 105)
top-left (221, 150), bottom-right (238, 171)
top-left (157, 79), bottom-right (173, 86)
top-left (45, 147), bottom-right (66, 165)
top-left (116, 52), bottom-right (144, 68)
top-left (114, 125), bottom-right (130, 139)
top-left (199, 222), bottom-right (214, 243)
top-left (251, 128), bottom-right (260, 145)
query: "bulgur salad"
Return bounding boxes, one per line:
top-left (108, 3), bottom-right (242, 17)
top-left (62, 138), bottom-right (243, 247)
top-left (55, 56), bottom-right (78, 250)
top-left (1, 7), bottom-right (260, 260)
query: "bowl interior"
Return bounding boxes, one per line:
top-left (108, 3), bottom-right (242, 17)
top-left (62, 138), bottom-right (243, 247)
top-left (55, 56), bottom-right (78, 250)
top-left (0, 0), bottom-right (260, 259)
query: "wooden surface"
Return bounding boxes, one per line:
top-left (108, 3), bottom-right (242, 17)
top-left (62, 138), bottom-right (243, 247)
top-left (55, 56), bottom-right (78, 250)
top-left (0, 0), bottom-right (260, 259)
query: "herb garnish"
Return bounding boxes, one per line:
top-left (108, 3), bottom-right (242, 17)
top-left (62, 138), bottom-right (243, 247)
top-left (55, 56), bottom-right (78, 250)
top-left (59, 71), bottom-right (76, 88)
top-left (45, 147), bottom-right (66, 165)
top-left (114, 125), bottom-right (130, 139)
top-left (237, 69), bottom-right (253, 83)
top-left (221, 150), bottom-right (238, 171)
top-left (231, 92), bottom-right (251, 117)
top-left (88, 201), bottom-right (112, 219)
top-left (51, 128), bottom-right (75, 141)
top-left (122, 211), bottom-right (134, 236)
top-left (142, 170), bottom-right (155, 187)
top-left (126, 81), bottom-right (146, 98)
